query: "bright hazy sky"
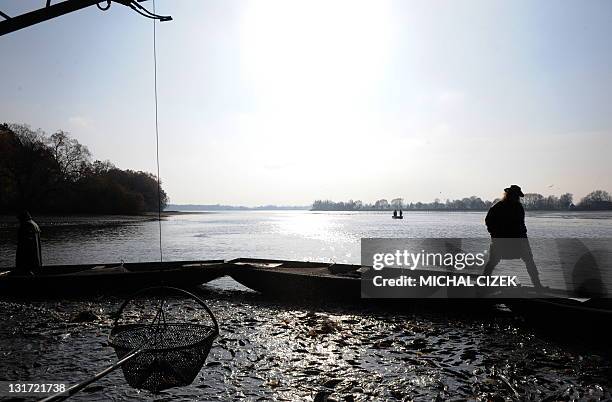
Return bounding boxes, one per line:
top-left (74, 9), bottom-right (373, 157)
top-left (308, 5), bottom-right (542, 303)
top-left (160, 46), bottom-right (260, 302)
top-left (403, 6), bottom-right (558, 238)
top-left (1, 0), bottom-right (611, 206)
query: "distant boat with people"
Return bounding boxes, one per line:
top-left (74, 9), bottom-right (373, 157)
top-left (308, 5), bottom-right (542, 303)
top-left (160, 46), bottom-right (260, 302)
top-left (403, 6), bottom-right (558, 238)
top-left (392, 209), bottom-right (403, 219)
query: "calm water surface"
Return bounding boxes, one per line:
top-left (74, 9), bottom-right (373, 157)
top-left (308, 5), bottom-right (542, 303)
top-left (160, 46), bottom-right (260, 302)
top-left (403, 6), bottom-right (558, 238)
top-left (2, 210), bottom-right (612, 267)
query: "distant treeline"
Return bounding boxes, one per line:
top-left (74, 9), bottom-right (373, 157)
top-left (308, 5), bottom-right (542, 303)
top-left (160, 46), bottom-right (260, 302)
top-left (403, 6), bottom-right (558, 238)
top-left (0, 123), bottom-right (168, 215)
top-left (166, 204), bottom-right (309, 211)
top-left (312, 191), bottom-right (612, 211)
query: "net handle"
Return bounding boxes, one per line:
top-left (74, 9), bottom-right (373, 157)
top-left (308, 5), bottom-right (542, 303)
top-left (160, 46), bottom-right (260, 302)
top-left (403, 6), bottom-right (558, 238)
top-left (112, 286), bottom-right (219, 334)
top-left (39, 347), bottom-right (145, 402)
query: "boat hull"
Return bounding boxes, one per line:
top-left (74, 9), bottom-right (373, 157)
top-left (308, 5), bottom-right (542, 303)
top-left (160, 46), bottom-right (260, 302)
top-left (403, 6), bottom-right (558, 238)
top-left (228, 258), bottom-right (500, 303)
top-left (0, 260), bottom-right (227, 296)
top-left (229, 258), bottom-right (362, 301)
top-left (507, 298), bottom-right (612, 328)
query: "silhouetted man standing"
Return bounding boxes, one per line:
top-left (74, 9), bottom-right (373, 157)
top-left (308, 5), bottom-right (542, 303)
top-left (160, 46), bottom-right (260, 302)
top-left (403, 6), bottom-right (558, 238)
top-left (15, 211), bottom-right (42, 274)
top-left (483, 185), bottom-right (542, 288)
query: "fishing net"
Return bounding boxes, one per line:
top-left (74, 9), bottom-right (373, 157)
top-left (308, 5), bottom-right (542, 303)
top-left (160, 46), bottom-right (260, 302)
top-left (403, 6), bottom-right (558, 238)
top-left (108, 286), bottom-right (219, 393)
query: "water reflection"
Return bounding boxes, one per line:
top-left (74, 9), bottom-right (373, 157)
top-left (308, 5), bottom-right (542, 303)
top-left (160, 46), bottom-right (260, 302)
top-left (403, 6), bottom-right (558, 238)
top-left (2, 211), bottom-right (612, 269)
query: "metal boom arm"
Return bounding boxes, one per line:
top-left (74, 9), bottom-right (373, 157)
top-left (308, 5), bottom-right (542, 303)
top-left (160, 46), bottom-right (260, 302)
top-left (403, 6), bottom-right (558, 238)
top-left (0, 0), bottom-right (171, 37)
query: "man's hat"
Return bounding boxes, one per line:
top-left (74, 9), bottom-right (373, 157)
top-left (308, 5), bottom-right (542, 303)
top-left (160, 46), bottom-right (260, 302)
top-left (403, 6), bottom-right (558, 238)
top-left (504, 185), bottom-right (524, 197)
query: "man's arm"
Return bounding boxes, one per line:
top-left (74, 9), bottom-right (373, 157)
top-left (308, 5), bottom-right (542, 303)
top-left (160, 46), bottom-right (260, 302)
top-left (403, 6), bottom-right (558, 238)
top-left (519, 204), bottom-right (527, 236)
top-left (485, 206), bottom-right (496, 235)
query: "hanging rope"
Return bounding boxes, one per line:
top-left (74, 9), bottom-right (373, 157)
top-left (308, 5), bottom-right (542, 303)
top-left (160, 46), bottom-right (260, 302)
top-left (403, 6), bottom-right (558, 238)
top-left (96, 1), bottom-right (111, 11)
top-left (152, 0), bottom-right (163, 263)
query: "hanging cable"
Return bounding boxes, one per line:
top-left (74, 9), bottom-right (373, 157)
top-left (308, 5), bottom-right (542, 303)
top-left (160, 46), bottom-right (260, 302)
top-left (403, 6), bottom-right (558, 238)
top-left (152, 0), bottom-right (163, 262)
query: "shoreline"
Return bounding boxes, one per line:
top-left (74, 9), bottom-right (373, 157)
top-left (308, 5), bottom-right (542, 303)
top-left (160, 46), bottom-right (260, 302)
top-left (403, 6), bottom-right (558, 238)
top-left (1, 209), bottom-right (610, 223)
top-left (0, 211), bottom-right (188, 229)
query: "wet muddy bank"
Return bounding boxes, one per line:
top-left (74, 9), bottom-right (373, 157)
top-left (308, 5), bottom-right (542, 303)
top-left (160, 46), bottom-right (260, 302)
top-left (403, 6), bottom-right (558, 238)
top-left (1, 284), bottom-right (611, 401)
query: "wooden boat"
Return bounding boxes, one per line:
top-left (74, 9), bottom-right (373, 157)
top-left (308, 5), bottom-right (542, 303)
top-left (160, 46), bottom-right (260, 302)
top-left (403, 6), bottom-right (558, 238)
top-left (229, 258), bottom-right (362, 301)
top-left (0, 260), bottom-right (227, 296)
top-left (227, 258), bottom-right (497, 301)
top-left (392, 215), bottom-right (403, 219)
top-left (506, 297), bottom-right (612, 333)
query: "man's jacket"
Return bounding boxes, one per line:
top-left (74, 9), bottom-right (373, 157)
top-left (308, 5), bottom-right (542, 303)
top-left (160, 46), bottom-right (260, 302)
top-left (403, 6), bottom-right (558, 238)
top-left (485, 200), bottom-right (528, 238)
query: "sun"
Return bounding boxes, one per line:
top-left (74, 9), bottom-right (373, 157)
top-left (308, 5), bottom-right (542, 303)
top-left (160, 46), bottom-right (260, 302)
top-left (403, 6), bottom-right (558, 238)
top-left (232, 0), bottom-right (396, 192)
top-left (239, 0), bottom-right (393, 113)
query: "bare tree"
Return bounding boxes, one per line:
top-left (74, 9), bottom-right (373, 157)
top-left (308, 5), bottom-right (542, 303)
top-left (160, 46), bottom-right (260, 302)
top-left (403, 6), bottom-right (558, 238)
top-left (581, 190), bottom-right (612, 203)
top-left (48, 131), bottom-right (91, 182)
top-left (559, 193), bottom-right (573, 209)
top-left (374, 199), bottom-right (390, 210)
top-left (578, 190), bottom-right (612, 210)
top-left (523, 193), bottom-right (545, 210)
top-left (1, 124), bottom-right (59, 208)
